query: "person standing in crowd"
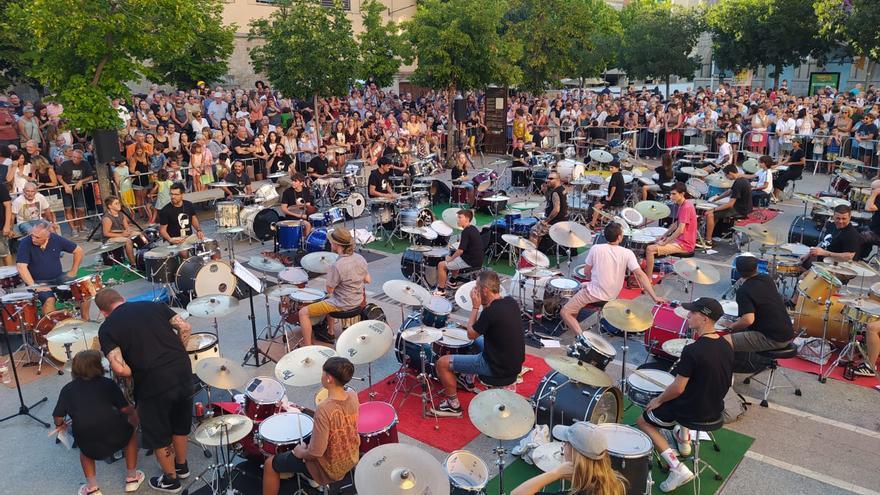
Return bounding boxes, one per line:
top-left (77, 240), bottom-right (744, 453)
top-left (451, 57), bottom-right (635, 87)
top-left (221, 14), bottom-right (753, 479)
top-left (11, 181), bottom-right (57, 235)
top-left (58, 149), bottom-right (96, 236)
top-left (0, 179), bottom-right (11, 266)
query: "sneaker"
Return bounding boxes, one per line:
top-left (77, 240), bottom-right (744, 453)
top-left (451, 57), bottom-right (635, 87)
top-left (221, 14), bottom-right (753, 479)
top-left (125, 470), bottom-right (145, 493)
top-left (853, 363), bottom-right (877, 377)
top-left (456, 374), bottom-right (477, 393)
top-left (429, 399), bottom-right (463, 417)
top-left (78, 486), bottom-right (103, 495)
top-left (673, 425), bottom-right (692, 457)
top-left (433, 289), bottom-right (446, 297)
top-left (175, 461), bottom-right (190, 479)
top-left (148, 474), bottom-right (182, 493)
top-left (660, 465), bottom-right (695, 492)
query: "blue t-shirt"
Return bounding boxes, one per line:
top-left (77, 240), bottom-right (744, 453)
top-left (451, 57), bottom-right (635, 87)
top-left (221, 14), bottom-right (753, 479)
top-left (16, 233), bottom-right (77, 281)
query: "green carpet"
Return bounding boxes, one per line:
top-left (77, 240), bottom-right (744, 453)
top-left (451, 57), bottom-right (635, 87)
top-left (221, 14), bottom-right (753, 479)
top-left (484, 401), bottom-right (754, 495)
top-left (76, 264), bottom-right (143, 284)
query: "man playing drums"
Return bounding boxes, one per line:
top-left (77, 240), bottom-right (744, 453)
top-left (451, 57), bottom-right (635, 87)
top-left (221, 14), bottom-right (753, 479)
top-left (16, 221), bottom-right (86, 316)
top-left (435, 209), bottom-right (482, 296)
top-left (644, 182), bottom-right (696, 280)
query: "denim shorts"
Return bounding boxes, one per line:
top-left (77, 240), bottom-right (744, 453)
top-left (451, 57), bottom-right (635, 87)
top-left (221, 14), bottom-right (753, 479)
top-left (449, 336), bottom-right (494, 376)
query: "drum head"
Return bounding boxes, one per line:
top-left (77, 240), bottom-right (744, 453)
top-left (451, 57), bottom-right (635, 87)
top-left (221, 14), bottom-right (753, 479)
top-left (245, 376), bottom-right (286, 403)
top-left (522, 249), bottom-right (550, 268)
top-left (580, 331), bottom-right (616, 357)
top-left (549, 278), bottom-right (578, 290)
top-left (421, 228), bottom-right (439, 240)
top-left (424, 295), bottom-right (452, 315)
top-left (627, 369), bottom-right (674, 392)
top-left (186, 332), bottom-right (218, 353)
top-left (175, 256), bottom-right (206, 293)
top-left (291, 288), bottom-right (326, 303)
top-left (440, 327), bottom-right (472, 347)
top-left (259, 412), bottom-right (314, 441)
top-left (2, 292), bottom-right (33, 303)
top-left (357, 401), bottom-right (397, 435)
top-left (194, 261), bottom-right (236, 297)
top-left (445, 450), bottom-right (489, 490)
top-left (596, 423), bottom-right (653, 457)
top-left (430, 220), bottom-right (453, 236)
top-left (620, 208), bottom-right (644, 226)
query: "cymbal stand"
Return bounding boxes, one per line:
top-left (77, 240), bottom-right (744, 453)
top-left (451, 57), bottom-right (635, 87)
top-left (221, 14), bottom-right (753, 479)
top-left (620, 329), bottom-right (632, 395)
top-left (532, 377), bottom-right (569, 432)
top-left (182, 425), bottom-right (241, 495)
top-left (492, 438), bottom-right (512, 495)
top-left (817, 295), bottom-right (835, 382)
top-left (389, 343), bottom-right (439, 430)
top-left (797, 201), bottom-right (810, 244)
top-left (0, 306), bottom-right (49, 427)
top-left (822, 318), bottom-right (868, 382)
top-left (10, 302), bottom-right (61, 375)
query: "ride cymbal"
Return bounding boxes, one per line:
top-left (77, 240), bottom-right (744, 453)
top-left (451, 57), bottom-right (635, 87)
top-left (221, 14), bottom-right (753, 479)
top-left (194, 414), bottom-right (254, 446)
top-left (673, 259), bottom-right (720, 285)
top-left (545, 353), bottom-right (614, 388)
top-left (355, 444), bottom-right (450, 495)
top-left (187, 295), bottom-right (239, 318)
top-left (300, 252), bottom-right (339, 274)
top-left (468, 389), bottom-right (536, 440)
top-left (195, 357), bottom-right (248, 390)
top-left (634, 201), bottom-right (671, 221)
top-left (383, 280), bottom-right (431, 306)
top-left (336, 320), bottom-right (393, 365)
top-left (549, 221), bottom-right (592, 248)
top-left (601, 299), bottom-right (655, 333)
top-left (275, 345), bottom-right (338, 386)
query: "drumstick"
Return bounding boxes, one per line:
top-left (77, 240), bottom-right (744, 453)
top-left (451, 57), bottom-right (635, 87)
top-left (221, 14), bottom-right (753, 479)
top-left (631, 369), bottom-right (671, 390)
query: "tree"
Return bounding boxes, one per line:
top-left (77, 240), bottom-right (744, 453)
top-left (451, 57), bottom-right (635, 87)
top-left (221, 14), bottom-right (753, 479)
top-left (815, 0), bottom-right (880, 60)
top-left (404, 0), bottom-right (521, 157)
top-left (0, 0), bottom-right (35, 89)
top-left (249, 0), bottom-right (358, 112)
top-left (618, 0), bottom-right (704, 97)
top-left (706, 0), bottom-right (829, 88)
top-left (357, 0), bottom-right (412, 89)
top-left (568, 0), bottom-right (622, 85)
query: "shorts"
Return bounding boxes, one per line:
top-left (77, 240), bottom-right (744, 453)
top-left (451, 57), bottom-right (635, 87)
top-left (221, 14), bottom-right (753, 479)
top-left (272, 451), bottom-right (310, 474)
top-left (449, 336), bottom-right (494, 376)
top-left (37, 275), bottom-right (70, 303)
top-left (641, 401), bottom-right (683, 429)
top-left (62, 190), bottom-right (87, 209)
top-left (120, 189), bottom-right (136, 207)
top-left (0, 234), bottom-right (9, 257)
top-left (651, 242), bottom-right (686, 256)
top-left (137, 383), bottom-right (193, 450)
top-left (306, 300), bottom-right (343, 318)
top-left (564, 287), bottom-right (605, 311)
top-left (712, 208), bottom-right (742, 222)
top-left (446, 257), bottom-right (470, 271)
top-left (530, 221), bottom-right (550, 239)
top-left (730, 330), bottom-right (790, 353)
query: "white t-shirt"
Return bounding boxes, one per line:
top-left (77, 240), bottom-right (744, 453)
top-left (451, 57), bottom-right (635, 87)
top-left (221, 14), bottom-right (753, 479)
top-left (12, 193), bottom-right (50, 222)
top-left (755, 169), bottom-right (773, 193)
top-left (777, 118), bottom-right (796, 143)
top-left (583, 243), bottom-right (640, 301)
top-left (715, 142), bottom-right (733, 166)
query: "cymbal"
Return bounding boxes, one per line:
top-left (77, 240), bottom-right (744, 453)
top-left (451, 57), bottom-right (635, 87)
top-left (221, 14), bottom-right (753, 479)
top-left (510, 201), bottom-right (542, 211)
top-left (673, 259), bottom-right (720, 285)
top-left (401, 226), bottom-right (427, 236)
top-left (634, 201), bottom-right (671, 221)
top-left (589, 149), bottom-right (614, 163)
top-left (193, 414), bottom-right (254, 446)
top-left (742, 150), bottom-right (762, 160)
top-left (194, 357), bottom-right (249, 390)
top-left (45, 320), bottom-right (97, 362)
top-left (300, 252), bottom-right (338, 273)
top-left (209, 181), bottom-right (237, 187)
top-left (837, 260), bottom-right (879, 278)
top-left (737, 224), bottom-right (784, 246)
top-left (837, 156), bottom-right (863, 167)
top-left (549, 221), bottom-right (592, 248)
top-left (383, 279), bottom-right (431, 306)
top-left (86, 243), bottom-right (124, 256)
top-left (780, 242), bottom-right (810, 256)
top-left (545, 353), bottom-right (614, 388)
top-left (680, 166), bottom-right (708, 177)
top-left (792, 192), bottom-right (822, 205)
top-left (820, 197), bottom-right (851, 209)
top-left (249, 255), bottom-right (285, 273)
top-left (215, 226), bottom-right (245, 236)
top-left (662, 338), bottom-right (694, 358)
top-left (681, 144), bottom-right (708, 153)
top-left (354, 443), bottom-right (450, 495)
top-left (483, 195), bottom-right (509, 202)
top-left (706, 177), bottom-right (732, 188)
top-left (518, 267), bottom-right (556, 279)
top-left (468, 389), bottom-right (536, 440)
top-left (841, 297), bottom-right (880, 317)
top-left (187, 294), bottom-right (239, 318)
top-left (813, 262), bottom-right (857, 282)
top-left (408, 244), bottom-right (432, 252)
top-left (275, 345), bottom-right (338, 386)
top-left (601, 299), bottom-right (655, 333)
top-left (267, 172), bottom-right (287, 179)
top-left (265, 284), bottom-right (301, 300)
top-left (454, 280), bottom-right (508, 312)
top-left (279, 267), bottom-right (309, 285)
top-left (400, 326), bottom-right (443, 345)
top-left (532, 442), bottom-right (566, 473)
top-left (336, 320), bottom-right (393, 365)
top-left (741, 159), bottom-right (759, 174)
top-left (520, 249), bottom-right (550, 268)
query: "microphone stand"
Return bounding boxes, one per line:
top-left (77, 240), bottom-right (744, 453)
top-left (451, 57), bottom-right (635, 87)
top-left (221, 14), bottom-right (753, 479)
top-left (0, 306), bottom-right (49, 427)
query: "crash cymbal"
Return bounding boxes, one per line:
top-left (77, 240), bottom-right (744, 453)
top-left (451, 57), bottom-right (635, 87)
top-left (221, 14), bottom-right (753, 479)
top-left (837, 260), bottom-right (879, 278)
top-left (837, 156), bottom-right (863, 167)
top-left (86, 243), bottom-right (125, 256)
top-left (510, 200), bottom-right (542, 211)
top-left (601, 299), bottom-right (655, 333)
top-left (820, 197), bottom-right (851, 209)
top-left (662, 338), bottom-right (695, 359)
top-left (194, 414), bottom-right (254, 446)
top-left (791, 192), bottom-right (822, 205)
top-left (468, 389), bottom-right (536, 440)
top-left (813, 262), bottom-right (857, 282)
top-left (549, 222), bottom-right (592, 248)
top-left (673, 259), bottom-right (720, 285)
top-left (483, 195), bottom-right (510, 202)
top-left (275, 345), bottom-right (338, 386)
top-left (355, 443), bottom-right (450, 495)
top-left (215, 226), bottom-right (245, 236)
top-left (195, 357), bottom-right (249, 390)
top-left (841, 297), bottom-right (880, 317)
top-left (545, 353), bottom-right (614, 387)
top-left (45, 320), bottom-right (98, 362)
top-left (518, 267), bottom-right (556, 279)
top-left (681, 144), bottom-right (708, 153)
top-left (780, 242), bottom-right (810, 256)
top-left (502, 234), bottom-right (536, 251)
top-left (300, 252), bottom-right (339, 274)
top-left (741, 159), bottom-right (760, 174)
top-left (454, 280), bottom-right (508, 312)
top-left (589, 149), bottom-right (614, 163)
top-left (279, 267), bottom-right (309, 285)
top-left (706, 176), bottom-right (732, 189)
top-left (209, 181), bottom-right (237, 187)
top-left (383, 279), bottom-right (431, 306)
top-left (680, 166), bottom-right (708, 178)
top-left (187, 294), bottom-right (239, 318)
top-left (248, 255), bottom-right (285, 273)
top-left (634, 201), bottom-right (671, 221)
top-left (532, 442), bottom-right (567, 473)
top-left (737, 224), bottom-right (784, 246)
top-left (720, 300), bottom-right (738, 317)
top-left (400, 326), bottom-right (443, 345)
top-left (401, 226), bottom-right (428, 236)
top-left (265, 284), bottom-right (301, 300)
top-left (336, 320), bottom-right (394, 365)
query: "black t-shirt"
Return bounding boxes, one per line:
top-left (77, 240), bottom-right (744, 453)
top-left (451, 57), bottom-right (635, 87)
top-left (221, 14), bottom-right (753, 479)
top-left (458, 224), bottom-right (483, 268)
top-left (607, 171), bottom-right (626, 206)
top-left (231, 136), bottom-right (253, 160)
top-left (669, 335), bottom-right (733, 422)
top-left (98, 302), bottom-right (191, 400)
top-left (158, 200), bottom-right (197, 238)
top-left (870, 194), bottom-right (880, 234)
top-left (827, 223), bottom-right (863, 259)
top-left (511, 148), bottom-right (529, 164)
top-left (368, 169), bottom-right (391, 196)
top-left (281, 186), bottom-right (314, 217)
top-left (270, 153), bottom-right (294, 174)
top-left (308, 156), bottom-right (329, 175)
top-left (730, 176), bottom-right (753, 216)
top-left (736, 273), bottom-right (794, 342)
top-left (53, 377), bottom-right (134, 459)
top-left (225, 171), bottom-right (251, 195)
top-left (59, 160), bottom-right (96, 185)
top-left (788, 148), bottom-right (805, 177)
top-left (545, 185), bottom-right (568, 223)
top-left (473, 296), bottom-right (525, 377)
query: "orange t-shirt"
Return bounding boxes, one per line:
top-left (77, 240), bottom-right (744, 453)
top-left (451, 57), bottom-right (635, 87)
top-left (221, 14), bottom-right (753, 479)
top-left (304, 389), bottom-right (360, 484)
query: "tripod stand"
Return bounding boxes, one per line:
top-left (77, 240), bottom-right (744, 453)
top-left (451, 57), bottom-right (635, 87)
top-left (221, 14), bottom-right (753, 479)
top-left (0, 306), bottom-right (49, 427)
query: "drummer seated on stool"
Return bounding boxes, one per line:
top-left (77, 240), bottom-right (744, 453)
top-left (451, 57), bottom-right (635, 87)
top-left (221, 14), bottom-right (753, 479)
top-left (704, 164), bottom-right (751, 247)
top-left (16, 221), bottom-right (86, 316)
top-left (860, 180), bottom-right (880, 258)
top-left (799, 205), bottom-right (862, 269)
top-left (644, 183), bottom-right (696, 280)
top-left (158, 183), bottom-right (205, 259)
top-left (772, 139), bottom-right (806, 202)
top-left (298, 228), bottom-right (370, 346)
top-left (636, 297), bottom-right (733, 493)
top-left (561, 222), bottom-right (666, 336)
top-left (435, 209), bottom-right (483, 296)
top-left (102, 196), bottom-right (138, 266)
top-left (263, 357), bottom-right (360, 495)
top-left (529, 171), bottom-right (567, 247)
top-left (222, 160), bottom-right (253, 198)
top-left (280, 172), bottom-right (314, 237)
top-left (367, 157), bottom-right (396, 200)
top-left (588, 160), bottom-right (625, 229)
top-left (431, 270), bottom-right (525, 417)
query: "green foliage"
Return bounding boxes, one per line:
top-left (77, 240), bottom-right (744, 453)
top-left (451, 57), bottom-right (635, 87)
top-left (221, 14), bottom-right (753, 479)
top-left (0, 0), bottom-right (35, 89)
top-left (357, 0), bottom-right (412, 88)
top-left (508, 0), bottom-right (585, 92)
top-left (403, 0), bottom-right (522, 92)
top-left (617, 0), bottom-right (704, 83)
top-left (568, 0), bottom-right (622, 82)
top-left (706, 0), bottom-right (829, 79)
top-left (815, 0), bottom-right (880, 59)
top-left (248, 0), bottom-right (358, 99)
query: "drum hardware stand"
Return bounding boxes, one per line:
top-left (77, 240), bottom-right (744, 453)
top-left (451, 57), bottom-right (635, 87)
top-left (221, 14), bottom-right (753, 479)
top-left (104, 251), bottom-right (147, 280)
top-left (182, 426), bottom-right (242, 495)
top-left (815, 294), bottom-right (835, 383)
top-left (619, 329), bottom-right (633, 395)
top-left (532, 378), bottom-right (569, 432)
top-left (388, 344), bottom-right (440, 430)
top-left (242, 285), bottom-right (275, 368)
top-left (9, 302), bottom-right (61, 374)
top-left (0, 307), bottom-right (49, 428)
top-left (821, 321), bottom-right (868, 382)
top-left (491, 437), bottom-right (512, 495)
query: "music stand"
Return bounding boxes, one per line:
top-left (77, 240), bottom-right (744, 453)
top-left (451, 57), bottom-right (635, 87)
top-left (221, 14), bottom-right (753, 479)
top-left (0, 306), bottom-right (49, 427)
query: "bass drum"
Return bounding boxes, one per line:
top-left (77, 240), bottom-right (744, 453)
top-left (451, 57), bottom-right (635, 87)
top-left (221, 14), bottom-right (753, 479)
top-left (788, 214), bottom-right (826, 248)
top-left (335, 191), bottom-right (366, 219)
top-left (194, 260), bottom-right (237, 297)
top-left (532, 370), bottom-right (622, 427)
top-left (401, 246), bottom-right (448, 286)
top-left (595, 424), bottom-right (653, 495)
top-left (240, 205), bottom-right (280, 241)
top-left (175, 254), bottom-right (211, 294)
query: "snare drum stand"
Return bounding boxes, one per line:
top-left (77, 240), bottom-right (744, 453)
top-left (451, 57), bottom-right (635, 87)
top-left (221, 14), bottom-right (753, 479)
top-left (389, 343), bottom-right (440, 430)
top-left (0, 312), bottom-right (49, 428)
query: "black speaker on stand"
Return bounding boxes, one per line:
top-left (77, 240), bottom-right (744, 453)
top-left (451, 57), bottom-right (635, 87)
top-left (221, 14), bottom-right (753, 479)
top-left (453, 99), bottom-right (468, 122)
top-left (93, 129), bottom-right (125, 164)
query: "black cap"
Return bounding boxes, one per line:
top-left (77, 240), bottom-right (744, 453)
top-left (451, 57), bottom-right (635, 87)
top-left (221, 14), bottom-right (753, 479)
top-left (680, 297), bottom-right (724, 322)
top-left (735, 255), bottom-right (759, 275)
top-left (378, 156), bottom-right (392, 166)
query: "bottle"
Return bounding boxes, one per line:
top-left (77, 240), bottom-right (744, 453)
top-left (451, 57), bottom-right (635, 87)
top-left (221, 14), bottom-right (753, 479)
top-left (843, 362), bottom-right (855, 381)
top-left (0, 365), bottom-right (10, 385)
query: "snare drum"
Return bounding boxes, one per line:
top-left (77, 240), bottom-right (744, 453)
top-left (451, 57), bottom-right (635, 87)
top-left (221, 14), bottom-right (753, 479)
top-left (216, 200), bottom-right (241, 228)
top-left (1, 292), bottom-right (38, 333)
top-left (626, 234), bottom-right (654, 260)
top-left (309, 212), bottom-right (328, 228)
top-left (570, 331), bottom-right (616, 370)
top-left (445, 450), bottom-right (490, 493)
top-left (517, 249), bottom-right (550, 270)
top-left (396, 317), bottom-right (476, 376)
top-left (542, 278), bottom-right (579, 318)
top-left (279, 288), bottom-right (328, 327)
top-left (370, 199), bottom-right (396, 225)
top-left (256, 412), bottom-right (314, 456)
top-left (305, 228), bottom-right (331, 253)
top-left (626, 369), bottom-right (674, 408)
top-left (277, 220), bottom-right (305, 251)
top-left (186, 332), bottom-right (220, 366)
top-left (432, 326), bottom-right (475, 362)
top-left (69, 274), bottom-right (104, 303)
top-left (596, 424), bottom-right (653, 495)
top-left (357, 401), bottom-right (399, 454)
top-left (38, 310), bottom-right (85, 356)
top-left (243, 376), bottom-right (286, 421)
top-left (325, 207), bottom-right (345, 225)
top-left (421, 296), bottom-right (453, 328)
top-left (0, 266), bottom-right (21, 289)
top-left (772, 257), bottom-right (803, 276)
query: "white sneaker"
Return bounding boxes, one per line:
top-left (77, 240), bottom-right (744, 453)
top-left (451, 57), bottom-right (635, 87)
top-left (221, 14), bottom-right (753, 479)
top-left (660, 465), bottom-right (695, 492)
top-left (673, 425), bottom-right (692, 457)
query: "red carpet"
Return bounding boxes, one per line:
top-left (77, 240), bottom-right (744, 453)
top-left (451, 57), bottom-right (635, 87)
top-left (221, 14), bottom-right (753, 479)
top-left (358, 353), bottom-right (551, 453)
top-left (778, 354), bottom-right (879, 389)
top-left (735, 207), bottom-right (780, 226)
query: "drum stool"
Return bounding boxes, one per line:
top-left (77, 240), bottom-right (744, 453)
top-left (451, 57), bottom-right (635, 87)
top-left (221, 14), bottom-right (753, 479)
top-left (677, 416), bottom-right (725, 487)
top-left (478, 372), bottom-right (519, 392)
top-left (742, 343), bottom-right (801, 407)
top-left (294, 468), bottom-right (354, 495)
top-left (329, 307), bottom-right (363, 335)
top-left (583, 301), bottom-right (609, 334)
top-left (447, 265), bottom-right (482, 292)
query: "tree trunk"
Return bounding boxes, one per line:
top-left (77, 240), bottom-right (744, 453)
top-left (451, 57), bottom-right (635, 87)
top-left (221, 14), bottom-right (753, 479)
top-left (665, 75), bottom-right (670, 100)
top-left (446, 82), bottom-right (456, 163)
top-left (313, 93), bottom-right (322, 146)
top-left (772, 65), bottom-right (780, 90)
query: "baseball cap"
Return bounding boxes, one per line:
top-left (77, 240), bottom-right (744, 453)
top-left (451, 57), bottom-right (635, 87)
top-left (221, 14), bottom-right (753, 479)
top-left (552, 422), bottom-right (607, 460)
top-left (734, 255), bottom-right (759, 276)
top-left (680, 297), bottom-right (724, 322)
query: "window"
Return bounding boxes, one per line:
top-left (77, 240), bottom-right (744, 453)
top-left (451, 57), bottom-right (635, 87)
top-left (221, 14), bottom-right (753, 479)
top-left (321, 0), bottom-right (351, 9)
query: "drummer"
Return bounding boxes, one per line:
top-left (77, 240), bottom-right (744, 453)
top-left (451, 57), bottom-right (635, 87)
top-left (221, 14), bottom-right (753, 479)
top-left (367, 157), bottom-right (396, 199)
top-left (800, 204), bottom-right (863, 267)
top-left (511, 138), bottom-right (530, 167)
top-left (101, 196), bottom-right (138, 266)
top-left (221, 159), bottom-right (253, 198)
top-left (560, 222), bottom-right (666, 337)
top-left (771, 139), bottom-right (805, 202)
top-left (158, 183), bottom-right (205, 254)
top-left (704, 165), bottom-right (752, 247)
top-left (636, 297), bottom-right (734, 493)
top-left (710, 134), bottom-right (733, 170)
top-left (279, 172), bottom-right (314, 237)
top-left (529, 171), bottom-right (567, 247)
top-left (307, 145), bottom-right (333, 182)
top-left (16, 221), bottom-right (86, 316)
top-left (750, 156), bottom-right (774, 206)
top-left (858, 179), bottom-right (880, 257)
top-left (431, 269), bottom-right (524, 417)
top-left (640, 153), bottom-right (674, 201)
top-left (644, 183), bottom-right (696, 280)
top-left (450, 151), bottom-right (474, 204)
top-left (588, 160), bottom-right (625, 229)
top-left (435, 209), bottom-right (482, 296)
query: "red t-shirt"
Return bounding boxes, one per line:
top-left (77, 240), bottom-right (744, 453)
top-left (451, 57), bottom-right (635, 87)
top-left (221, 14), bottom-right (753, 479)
top-left (676, 200), bottom-right (697, 252)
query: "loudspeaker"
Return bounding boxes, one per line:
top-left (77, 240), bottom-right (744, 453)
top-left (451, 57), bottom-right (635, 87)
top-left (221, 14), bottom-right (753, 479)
top-left (93, 129), bottom-right (125, 163)
top-left (454, 99), bottom-right (467, 122)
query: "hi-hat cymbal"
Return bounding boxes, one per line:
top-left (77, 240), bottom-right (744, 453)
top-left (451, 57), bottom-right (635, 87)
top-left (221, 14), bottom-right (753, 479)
top-left (187, 294), bottom-right (239, 318)
top-left (300, 252), bottom-right (339, 274)
top-left (662, 338), bottom-right (695, 358)
top-left (400, 326), bottom-right (443, 345)
top-left (545, 353), bottom-right (614, 387)
top-left (780, 242), bottom-right (810, 256)
top-left (589, 149), bottom-right (614, 163)
top-left (209, 181), bottom-right (237, 187)
top-left (837, 260), bottom-right (879, 278)
top-left (216, 226), bottom-right (245, 236)
top-left (249, 255), bottom-right (285, 273)
top-left (195, 357), bottom-right (249, 390)
top-left (279, 267), bottom-right (309, 285)
top-left (86, 243), bottom-right (125, 256)
top-left (510, 201), bottom-right (542, 211)
top-left (532, 442), bottom-right (567, 473)
top-left (276, 345), bottom-right (338, 386)
top-left (502, 234), bottom-right (537, 251)
top-left (468, 389), bottom-right (536, 440)
top-left (383, 279), bottom-right (431, 306)
top-left (680, 166), bottom-right (708, 177)
top-left (453, 281), bottom-right (508, 312)
top-left (355, 443), bottom-right (450, 495)
top-left (549, 221), bottom-right (592, 248)
top-left (634, 201), bottom-right (671, 221)
top-left (265, 284), bottom-right (301, 300)
top-left (841, 297), bottom-right (880, 317)
top-left (401, 226), bottom-right (428, 236)
top-left (673, 259), bottom-right (720, 285)
top-left (791, 192), bottom-right (822, 205)
top-left (194, 414), bottom-right (254, 446)
top-left (601, 299), bottom-right (655, 333)
top-left (336, 320), bottom-right (393, 365)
